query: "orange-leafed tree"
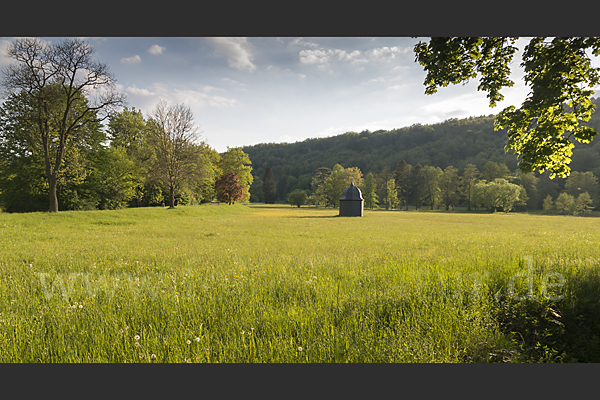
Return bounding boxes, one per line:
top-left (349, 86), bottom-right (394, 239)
top-left (215, 172), bottom-right (244, 205)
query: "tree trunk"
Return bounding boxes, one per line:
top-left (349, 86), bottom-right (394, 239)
top-left (48, 173), bottom-right (59, 213)
top-left (170, 184), bottom-right (175, 208)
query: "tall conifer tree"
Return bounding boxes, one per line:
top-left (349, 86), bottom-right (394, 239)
top-left (263, 167), bottom-right (277, 204)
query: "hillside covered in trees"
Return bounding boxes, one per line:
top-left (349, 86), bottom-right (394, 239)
top-left (243, 97), bottom-right (600, 211)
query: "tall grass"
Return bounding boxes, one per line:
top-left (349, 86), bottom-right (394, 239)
top-left (1, 204), bottom-right (599, 362)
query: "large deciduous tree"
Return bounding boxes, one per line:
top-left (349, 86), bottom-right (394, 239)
top-left (460, 163), bottom-right (480, 211)
top-left (0, 85), bottom-right (104, 212)
top-left (414, 37), bottom-right (600, 178)
top-left (310, 167), bottom-right (331, 206)
top-left (394, 159), bottom-right (411, 210)
top-left (385, 178), bottom-right (399, 210)
top-left (219, 147), bottom-right (253, 203)
top-left (440, 166), bottom-right (460, 210)
top-left (473, 178), bottom-right (522, 213)
top-left (423, 165), bottom-right (443, 210)
top-left (107, 107), bottom-right (150, 207)
top-left (215, 172), bottom-right (244, 205)
top-left (1, 37), bottom-right (125, 212)
top-left (407, 163), bottom-right (426, 210)
top-left (362, 172), bottom-right (378, 210)
top-left (324, 164), bottom-right (363, 208)
top-left (146, 100), bottom-right (204, 208)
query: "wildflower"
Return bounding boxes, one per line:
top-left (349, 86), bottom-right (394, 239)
top-left (241, 330), bottom-right (245, 335)
top-left (134, 342), bottom-right (140, 348)
top-left (139, 354), bottom-right (144, 359)
top-left (298, 347), bottom-right (303, 351)
top-left (134, 335), bottom-right (140, 341)
top-left (150, 354), bottom-right (156, 360)
top-left (78, 304), bottom-right (83, 309)
top-left (186, 340), bottom-right (191, 345)
top-left (195, 337), bottom-right (200, 342)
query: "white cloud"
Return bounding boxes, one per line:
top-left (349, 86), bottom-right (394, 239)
top-left (202, 85), bottom-right (224, 93)
top-left (300, 45), bottom-right (411, 70)
top-left (364, 46), bottom-right (411, 62)
top-left (360, 77), bottom-right (387, 85)
top-left (221, 77), bottom-right (247, 88)
top-left (299, 48), bottom-right (363, 69)
top-left (121, 55), bottom-right (141, 64)
top-left (291, 38), bottom-right (319, 48)
top-left (126, 86), bottom-right (154, 96)
top-left (204, 37), bottom-right (256, 72)
top-left (206, 95), bottom-right (237, 107)
top-left (386, 84), bottom-right (409, 91)
top-left (266, 64), bottom-right (306, 79)
top-left (129, 82), bottom-right (238, 111)
top-left (148, 45), bottom-right (165, 55)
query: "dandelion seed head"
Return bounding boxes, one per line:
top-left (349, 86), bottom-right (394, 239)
top-left (195, 337), bottom-right (200, 342)
top-left (134, 335), bottom-right (140, 340)
top-left (298, 347), bottom-right (303, 351)
top-left (186, 340), bottom-right (191, 345)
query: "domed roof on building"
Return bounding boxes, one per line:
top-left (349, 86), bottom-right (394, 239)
top-left (340, 179), bottom-right (364, 201)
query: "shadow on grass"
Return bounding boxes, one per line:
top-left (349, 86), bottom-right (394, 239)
top-left (490, 269), bottom-right (600, 362)
top-left (287, 215), bottom-right (340, 219)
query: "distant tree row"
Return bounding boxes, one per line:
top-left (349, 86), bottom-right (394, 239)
top-left (273, 159), bottom-right (599, 213)
top-left (0, 99), bottom-right (253, 212)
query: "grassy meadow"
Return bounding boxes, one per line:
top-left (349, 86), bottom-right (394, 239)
top-left (1, 203), bottom-right (600, 363)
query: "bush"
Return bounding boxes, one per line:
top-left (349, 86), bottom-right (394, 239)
top-left (287, 189), bottom-right (307, 207)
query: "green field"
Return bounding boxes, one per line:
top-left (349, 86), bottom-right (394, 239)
top-left (1, 204), bottom-right (599, 362)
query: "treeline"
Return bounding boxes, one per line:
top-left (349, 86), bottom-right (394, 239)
top-left (0, 97), bottom-right (253, 213)
top-left (244, 97), bottom-right (600, 207)
top-left (284, 160), bottom-right (599, 213)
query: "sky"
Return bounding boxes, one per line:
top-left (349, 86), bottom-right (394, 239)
top-left (1, 37), bottom-right (599, 153)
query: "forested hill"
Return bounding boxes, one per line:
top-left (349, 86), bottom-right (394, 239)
top-left (242, 98), bottom-right (600, 202)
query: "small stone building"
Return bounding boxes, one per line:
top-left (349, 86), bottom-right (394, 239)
top-left (339, 179), bottom-right (364, 217)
